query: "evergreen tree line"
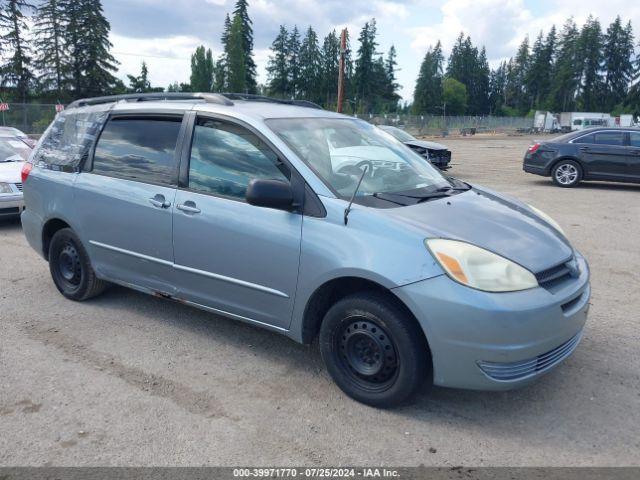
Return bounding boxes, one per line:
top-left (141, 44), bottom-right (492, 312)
top-left (264, 19), bottom-right (401, 113)
top-left (415, 16), bottom-right (640, 116)
top-left (0, 0), bottom-right (119, 102)
top-left (2, 0), bottom-right (639, 117)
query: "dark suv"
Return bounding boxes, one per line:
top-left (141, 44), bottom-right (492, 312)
top-left (523, 127), bottom-right (640, 187)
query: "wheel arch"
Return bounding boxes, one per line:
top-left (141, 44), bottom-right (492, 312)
top-left (42, 218), bottom-right (72, 261)
top-left (300, 276), bottom-right (431, 358)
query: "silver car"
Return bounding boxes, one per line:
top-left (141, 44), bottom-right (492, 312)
top-left (0, 135), bottom-right (32, 218)
top-left (21, 93), bottom-right (590, 407)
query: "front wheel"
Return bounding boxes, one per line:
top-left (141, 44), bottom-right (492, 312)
top-left (49, 228), bottom-right (108, 301)
top-left (552, 160), bottom-right (582, 188)
top-left (319, 293), bottom-right (430, 408)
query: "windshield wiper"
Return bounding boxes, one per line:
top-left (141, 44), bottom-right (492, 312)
top-left (373, 190), bottom-right (454, 205)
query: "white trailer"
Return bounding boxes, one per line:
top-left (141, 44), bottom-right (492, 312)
top-left (560, 112), bottom-right (612, 132)
top-left (615, 114), bottom-right (636, 127)
top-left (533, 111), bottom-right (560, 133)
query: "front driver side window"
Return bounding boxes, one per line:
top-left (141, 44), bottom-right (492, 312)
top-left (188, 118), bottom-right (290, 200)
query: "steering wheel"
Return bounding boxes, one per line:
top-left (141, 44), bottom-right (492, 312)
top-left (337, 160), bottom-right (374, 178)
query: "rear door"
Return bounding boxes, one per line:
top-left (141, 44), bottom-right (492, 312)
top-left (578, 130), bottom-right (628, 179)
top-left (628, 132), bottom-right (640, 181)
top-left (172, 115), bottom-right (303, 330)
top-left (74, 113), bottom-right (186, 295)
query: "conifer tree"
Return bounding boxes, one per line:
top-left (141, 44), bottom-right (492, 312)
top-left (287, 26), bottom-right (301, 97)
top-left (298, 26), bottom-right (321, 103)
top-left (1, 0), bottom-right (35, 102)
top-left (266, 25), bottom-right (290, 97)
top-left (413, 41), bottom-right (444, 114)
top-left (232, 0), bottom-right (256, 93)
top-left (33, 0), bottom-right (68, 96)
top-left (226, 14), bottom-right (247, 92)
top-left (603, 17), bottom-right (635, 110)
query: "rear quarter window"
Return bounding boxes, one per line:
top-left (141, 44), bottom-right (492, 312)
top-left (91, 117), bottom-right (182, 186)
top-left (31, 107), bottom-right (110, 168)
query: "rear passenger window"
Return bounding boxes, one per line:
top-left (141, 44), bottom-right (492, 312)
top-left (92, 117), bottom-right (182, 186)
top-left (593, 132), bottom-right (624, 146)
top-left (630, 132), bottom-right (640, 147)
top-left (187, 118), bottom-right (289, 200)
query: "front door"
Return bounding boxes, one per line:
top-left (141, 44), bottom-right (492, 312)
top-left (172, 116), bottom-right (302, 330)
top-left (74, 114), bottom-right (184, 295)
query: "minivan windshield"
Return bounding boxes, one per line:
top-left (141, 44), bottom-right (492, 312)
top-left (267, 118), bottom-right (454, 203)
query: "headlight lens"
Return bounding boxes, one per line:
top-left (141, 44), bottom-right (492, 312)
top-left (425, 239), bottom-right (538, 292)
top-left (528, 205), bottom-right (565, 235)
top-left (0, 182), bottom-right (13, 194)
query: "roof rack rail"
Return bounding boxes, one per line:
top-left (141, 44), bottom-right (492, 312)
top-left (221, 93), bottom-right (323, 110)
top-left (67, 92), bottom-right (234, 109)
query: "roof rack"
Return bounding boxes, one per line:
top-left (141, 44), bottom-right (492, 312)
top-left (222, 93), bottom-right (323, 110)
top-left (66, 92), bottom-right (324, 110)
top-left (67, 92), bottom-right (234, 109)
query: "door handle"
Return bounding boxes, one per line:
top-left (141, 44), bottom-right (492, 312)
top-left (149, 194), bottom-right (171, 209)
top-left (177, 201), bottom-right (201, 214)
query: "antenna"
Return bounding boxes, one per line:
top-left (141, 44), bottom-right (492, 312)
top-left (344, 165), bottom-right (369, 226)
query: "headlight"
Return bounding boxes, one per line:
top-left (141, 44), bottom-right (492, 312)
top-left (425, 239), bottom-right (538, 292)
top-left (528, 205), bottom-right (565, 235)
top-left (0, 182), bottom-right (13, 194)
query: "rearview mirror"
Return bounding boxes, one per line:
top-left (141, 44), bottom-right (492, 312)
top-left (246, 179), bottom-right (294, 211)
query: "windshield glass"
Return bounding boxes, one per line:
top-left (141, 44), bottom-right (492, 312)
top-left (0, 138), bottom-right (31, 162)
top-left (380, 126), bottom-right (416, 142)
top-left (267, 118), bottom-right (449, 200)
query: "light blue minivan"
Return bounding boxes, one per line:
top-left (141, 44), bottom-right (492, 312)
top-left (21, 93), bottom-right (590, 407)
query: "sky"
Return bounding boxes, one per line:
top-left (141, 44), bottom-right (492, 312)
top-left (104, 0), bottom-right (640, 102)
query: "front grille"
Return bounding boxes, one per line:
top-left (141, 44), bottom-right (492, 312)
top-left (478, 332), bottom-right (583, 381)
top-left (535, 258), bottom-right (575, 290)
top-left (0, 207), bottom-right (20, 215)
top-left (14, 182), bottom-right (23, 192)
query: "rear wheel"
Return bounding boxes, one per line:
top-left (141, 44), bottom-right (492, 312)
top-left (49, 228), bottom-right (108, 301)
top-left (320, 292), bottom-right (430, 408)
top-left (552, 160), bottom-right (582, 187)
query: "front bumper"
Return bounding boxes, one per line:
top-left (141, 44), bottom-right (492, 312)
top-left (0, 194), bottom-right (25, 218)
top-left (393, 253), bottom-right (590, 390)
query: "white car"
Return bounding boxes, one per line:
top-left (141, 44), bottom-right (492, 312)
top-left (0, 137), bottom-right (32, 219)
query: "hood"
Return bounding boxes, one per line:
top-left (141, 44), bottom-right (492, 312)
top-left (405, 139), bottom-right (448, 151)
top-left (381, 186), bottom-right (573, 273)
top-left (0, 161), bottom-right (24, 183)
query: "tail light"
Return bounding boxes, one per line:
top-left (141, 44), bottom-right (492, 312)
top-left (528, 143), bottom-right (541, 154)
top-left (21, 163), bottom-right (33, 183)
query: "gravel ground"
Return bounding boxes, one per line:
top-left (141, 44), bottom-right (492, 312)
top-left (1, 134), bottom-right (639, 467)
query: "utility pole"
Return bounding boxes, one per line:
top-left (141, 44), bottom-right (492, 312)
top-left (337, 28), bottom-right (347, 113)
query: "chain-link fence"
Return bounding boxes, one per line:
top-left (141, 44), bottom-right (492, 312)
top-left (1, 103), bottom-right (536, 138)
top-left (0, 103), bottom-right (62, 135)
top-left (355, 113), bottom-right (535, 136)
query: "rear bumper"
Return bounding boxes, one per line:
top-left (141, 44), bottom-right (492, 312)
top-left (0, 194), bottom-right (25, 218)
top-left (523, 163), bottom-right (548, 176)
top-left (393, 253), bottom-right (590, 390)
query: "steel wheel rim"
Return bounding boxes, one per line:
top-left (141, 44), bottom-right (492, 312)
top-left (556, 164), bottom-right (578, 185)
top-left (337, 316), bottom-right (399, 392)
top-left (57, 241), bottom-right (82, 289)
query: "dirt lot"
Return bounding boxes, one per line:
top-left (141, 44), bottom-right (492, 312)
top-left (1, 134), bottom-right (639, 466)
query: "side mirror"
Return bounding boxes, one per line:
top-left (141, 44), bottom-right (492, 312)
top-left (246, 179), bottom-right (294, 211)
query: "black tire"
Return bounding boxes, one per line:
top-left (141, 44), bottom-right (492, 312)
top-left (551, 159), bottom-right (582, 188)
top-left (49, 228), bottom-right (108, 301)
top-left (319, 292), bottom-right (430, 408)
